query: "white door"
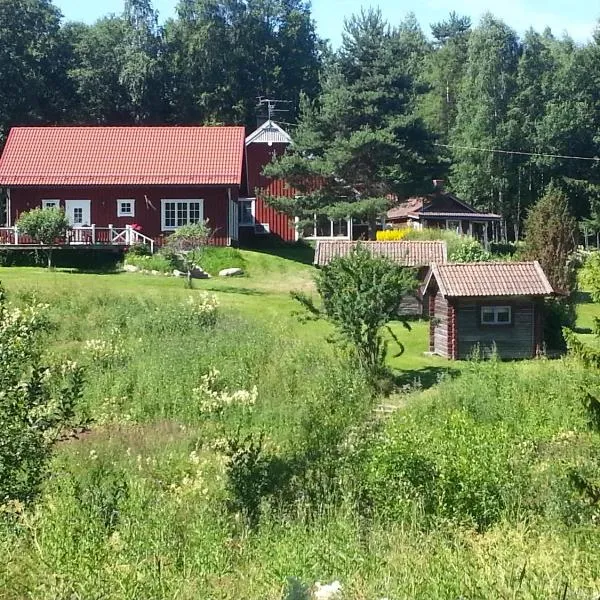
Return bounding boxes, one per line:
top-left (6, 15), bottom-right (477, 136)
top-left (65, 200), bottom-right (91, 228)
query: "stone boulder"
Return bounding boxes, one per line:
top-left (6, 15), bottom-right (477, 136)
top-left (123, 264), bottom-right (139, 273)
top-left (219, 267), bottom-right (244, 277)
top-left (172, 269), bottom-right (185, 278)
top-left (190, 266), bottom-right (211, 279)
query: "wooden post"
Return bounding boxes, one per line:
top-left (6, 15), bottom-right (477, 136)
top-left (91, 224), bottom-right (96, 245)
top-left (14, 226), bottom-right (18, 245)
top-left (108, 224), bottom-right (114, 244)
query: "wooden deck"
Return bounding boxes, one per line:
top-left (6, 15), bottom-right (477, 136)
top-left (0, 225), bottom-right (155, 253)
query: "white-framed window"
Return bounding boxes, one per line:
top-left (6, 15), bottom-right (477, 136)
top-left (117, 199), bottom-right (135, 218)
top-left (481, 306), bottom-right (512, 326)
top-left (42, 199), bottom-right (60, 210)
top-left (161, 199), bottom-right (204, 231)
top-left (239, 198), bottom-right (255, 226)
top-left (303, 214), bottom-right (350, 239)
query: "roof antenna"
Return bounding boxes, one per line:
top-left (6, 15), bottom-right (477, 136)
top-left (256, 97), bottom-right (292, 128)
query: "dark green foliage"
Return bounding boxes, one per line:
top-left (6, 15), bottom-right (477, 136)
top-left (264, 9), bottom-right (437, 238)
top-left (523, 183), bottom-right (578, 292)
top-left (0, 248), bottom-right (122, 270)
top-left (294, 246), bottom-right (415, 378)
top-left (126, 242), bottom-right (152, 257)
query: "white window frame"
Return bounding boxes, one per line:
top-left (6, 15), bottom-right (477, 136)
top-left (302, 214), bottom-right (351, 240)
top-left (160, 199), bottom-right (204, 231)
top-left (117, 199), bottom-right (135, 218)
top-left (42, 199), bottom-right (60, 210)
top-left (238, 198), bottom-right (256, 227)
top-left (481, 305), bottom-right (512, 326)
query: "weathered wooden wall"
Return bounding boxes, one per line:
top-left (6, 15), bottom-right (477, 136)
top-left (432, 291), bottom-right (451, 358)
top-left (456, 298), bottom-right (536, 360)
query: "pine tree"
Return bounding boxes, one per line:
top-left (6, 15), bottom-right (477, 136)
top-left (265, 9), bottom-right (437, 239)
top-left (523, 182), bottom-right (578, 292)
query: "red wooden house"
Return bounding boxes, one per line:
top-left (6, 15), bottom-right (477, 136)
top-left (0, 122), bottom-right (301, 249)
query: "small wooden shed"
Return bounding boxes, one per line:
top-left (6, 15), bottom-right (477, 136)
top-left (423, 261), bottom-right (554, 360)
top-left (314, 240), bottom-right (448, 316)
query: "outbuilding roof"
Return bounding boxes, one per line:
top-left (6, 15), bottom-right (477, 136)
top-left (0, 126), bottom-right (246, 186)
top-left (424, 261), bottom-right (554, 298)
top-left (314, 240), bottom-right (447, 267)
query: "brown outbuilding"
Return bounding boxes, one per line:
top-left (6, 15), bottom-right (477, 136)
top-left (314, 240), bottom-right (448, 316)
top-left (423, 261), bottom-right (555, 360)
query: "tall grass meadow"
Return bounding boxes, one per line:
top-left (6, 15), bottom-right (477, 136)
top-left (1, 279), bottom-right (600, 598)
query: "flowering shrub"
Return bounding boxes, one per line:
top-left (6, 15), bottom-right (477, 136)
top-left (376, 228), bottom-right (409, 241)
top-left (193, 368), bottom-right (257, 415)
top-left (83, 338), bottom-right (126, 366)
top-left (184, 293), bottom-right (220, 327)
top-left (0, 283), bottom-right (84, 507)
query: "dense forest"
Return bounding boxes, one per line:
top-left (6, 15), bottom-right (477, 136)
top-left (2, 0), bottom-right (600, 234)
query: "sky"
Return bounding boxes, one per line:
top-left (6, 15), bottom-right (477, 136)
top-left (54, 0), bottom-right (597, 46)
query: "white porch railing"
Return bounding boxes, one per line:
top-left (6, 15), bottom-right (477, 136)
top-left (0, 224), bottom-right (155, 253)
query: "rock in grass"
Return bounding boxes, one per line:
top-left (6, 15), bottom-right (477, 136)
top-left (218, 267), bottom-right (244, 277)
top-left (123, 264), bottom-right (139, 273)
top-left (173, 269), bottom-right (184, 277)
top-left (190, 266), bottom-right (211, 279)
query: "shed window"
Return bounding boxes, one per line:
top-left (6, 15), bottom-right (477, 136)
top-left (161, 199), bottom-right (204, 231)
top-left (481, 306), bottom-right (512, 325)
top-left (117, 199), bottom-right (135, 218)
top-left (239, 198), bottom-right (255, 226)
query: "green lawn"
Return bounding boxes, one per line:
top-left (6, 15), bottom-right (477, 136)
top-left (0, 247), bottom-right (449, 379)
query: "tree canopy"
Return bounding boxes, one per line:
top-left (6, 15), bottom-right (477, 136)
top-left (0, 2), bottom-right (600, 235)
top-left (264, 9), bottom-right (437, 238)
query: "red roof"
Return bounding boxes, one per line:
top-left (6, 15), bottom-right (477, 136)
top-left (0, 126), bottom-right (246, 186)
top-left (424, 262), bottom-right (554, 298)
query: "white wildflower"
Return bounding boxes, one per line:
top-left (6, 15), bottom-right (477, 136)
top-left (313, 581), bottom-right (343, 600)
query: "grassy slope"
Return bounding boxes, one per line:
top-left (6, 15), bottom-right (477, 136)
top-left (0, 247), bottom-right (448, 375)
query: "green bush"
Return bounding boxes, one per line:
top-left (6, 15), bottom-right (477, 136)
top-left (0, 284), bottom-right (84, 508)
top-left (197, 246), bottom-right (247, 275)
top-left (404, 229), bottom-right (491, 262)
top-left (580, 251), bottom-right (600, 303)
top-left (16, 207), bottom-right (70, 268)
top-left (294, 245), bottom-right (416, 379)
top-left (448, 237), bottom-right (492, 262)
top-left (126, 242), bottom-right (152, 257)
top-left (124, 252), bottom-right (179, 273)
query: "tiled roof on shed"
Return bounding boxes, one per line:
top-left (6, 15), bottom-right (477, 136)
top-left (425, 262), bottom-right (554, 298)
top-left (314, 240), bottom-right (447, 267)
top-left (0, 126), bottom-right (246, 186)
